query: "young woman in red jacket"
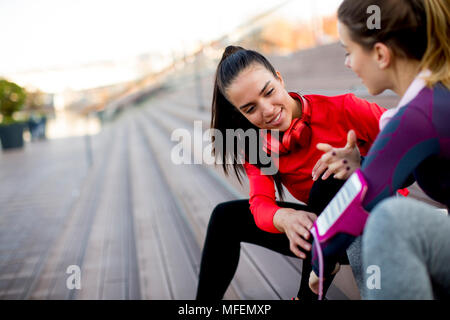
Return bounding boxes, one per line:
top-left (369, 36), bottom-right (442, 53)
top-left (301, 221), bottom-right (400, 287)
top-left (196, 45), bottom-right (386, 300)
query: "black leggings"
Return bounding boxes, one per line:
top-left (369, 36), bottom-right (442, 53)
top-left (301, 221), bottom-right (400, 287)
top-left (196, 176), bottom-right (348, 300)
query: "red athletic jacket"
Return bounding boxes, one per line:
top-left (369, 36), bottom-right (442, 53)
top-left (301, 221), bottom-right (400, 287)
top-left (244, 93), bottom-right (386, 233)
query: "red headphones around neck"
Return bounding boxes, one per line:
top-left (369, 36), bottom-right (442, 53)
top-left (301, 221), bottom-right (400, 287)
top-left (263, 92), bottom-right (312, 155)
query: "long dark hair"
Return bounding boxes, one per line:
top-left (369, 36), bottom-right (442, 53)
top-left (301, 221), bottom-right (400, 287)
top-left (210, 45), bottom-right (285, 199)
top-left (338, 0), bottom-right (450, 88)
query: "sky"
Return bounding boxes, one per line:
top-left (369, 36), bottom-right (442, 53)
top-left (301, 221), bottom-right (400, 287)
top-left (0, 0), bottom-right (342, 91)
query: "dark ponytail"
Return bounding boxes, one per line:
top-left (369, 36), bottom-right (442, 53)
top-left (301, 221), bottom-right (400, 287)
top-left (210, 45), bottom-right (285, 199)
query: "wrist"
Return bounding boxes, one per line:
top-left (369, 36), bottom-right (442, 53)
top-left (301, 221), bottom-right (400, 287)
top-left (273, 209), bottom-right (287, 233)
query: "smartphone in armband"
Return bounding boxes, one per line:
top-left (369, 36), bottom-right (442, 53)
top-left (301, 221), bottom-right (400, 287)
top-left (310, 169), bottom-right (369, 300)
top-left (313, 169), bottom-right (369, 243)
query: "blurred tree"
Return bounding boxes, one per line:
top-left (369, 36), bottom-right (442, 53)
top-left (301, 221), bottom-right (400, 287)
top-left (0, 79), bottom-right (27, 149)
top-left (0, 79), bottom-right (27, 124)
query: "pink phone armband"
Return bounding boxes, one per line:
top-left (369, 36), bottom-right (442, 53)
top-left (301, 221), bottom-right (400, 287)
top-left (310, 169), bottom-right (369, 299)
top-left (313, 169), bottom-right (369, 243)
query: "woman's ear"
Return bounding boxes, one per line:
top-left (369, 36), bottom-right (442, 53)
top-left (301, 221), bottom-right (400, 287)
top-left (373, 42), bottom-right (391, 69)
top-left (276, 71), bottom-right (285, 87)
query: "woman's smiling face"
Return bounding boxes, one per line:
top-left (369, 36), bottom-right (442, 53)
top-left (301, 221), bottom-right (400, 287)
top-left (225, 63), bottom-right (300, 131)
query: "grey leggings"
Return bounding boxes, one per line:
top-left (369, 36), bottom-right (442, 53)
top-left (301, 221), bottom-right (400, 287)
top-left (362, 197), bottom-right (450, 299)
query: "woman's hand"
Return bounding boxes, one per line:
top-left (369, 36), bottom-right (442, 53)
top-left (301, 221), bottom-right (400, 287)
top-left (312, 130), bottom-right (361, 181)
top-left (273, 208), bottom-right (317, 259)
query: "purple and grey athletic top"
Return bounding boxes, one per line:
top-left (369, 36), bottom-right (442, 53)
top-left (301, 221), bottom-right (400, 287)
top-left (363, 82), bottom-right (450, 209)
top-left (312, 81), bottom-right (450, 276)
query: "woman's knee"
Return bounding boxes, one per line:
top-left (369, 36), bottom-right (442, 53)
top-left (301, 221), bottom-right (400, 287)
top-left (208, 200), bottom-right (248, 233)
top-left (308, 177), bottom-right (345, 214)
top-left (363, 198), bottom-right (407, 250)
top-left (367, 198), bottom-right (410, 232)
top-left (208, 202), bottom-right (231, 231)
top-left (367, 197), bottom-right (429, 236)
